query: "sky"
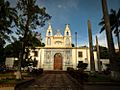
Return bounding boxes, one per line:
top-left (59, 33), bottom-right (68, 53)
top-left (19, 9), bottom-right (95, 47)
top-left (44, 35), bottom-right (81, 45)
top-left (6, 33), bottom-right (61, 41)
top-left (9, 0), bottom-right (120, 48)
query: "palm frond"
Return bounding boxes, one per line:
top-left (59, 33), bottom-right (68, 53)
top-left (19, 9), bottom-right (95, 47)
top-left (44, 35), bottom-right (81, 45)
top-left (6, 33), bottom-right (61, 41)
top-left (111, 24), bottom-right (116, 31)
top-left (117, 8), bottom-right (120, 18)
top-left (100, 25), bottom-right (105, 33)
top-left (110, 9), bottom-right (116, 15)
top-left (99, 20), bottom-right (105, 25)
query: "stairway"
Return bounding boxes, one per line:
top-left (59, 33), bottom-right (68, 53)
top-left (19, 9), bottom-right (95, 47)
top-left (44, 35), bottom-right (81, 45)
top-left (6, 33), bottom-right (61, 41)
top-left (43, 70), bottom-right (67, 74)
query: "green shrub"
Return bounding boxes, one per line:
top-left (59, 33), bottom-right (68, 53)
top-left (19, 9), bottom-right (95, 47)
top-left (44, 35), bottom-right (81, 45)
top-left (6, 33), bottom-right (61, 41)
top-left (31, 68), bottom-right (43, 76)
top-left (77, 61), bottom-right (88, 70)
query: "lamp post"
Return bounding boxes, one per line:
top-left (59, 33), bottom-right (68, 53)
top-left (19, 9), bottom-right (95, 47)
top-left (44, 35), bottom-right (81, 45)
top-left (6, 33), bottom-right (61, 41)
top-left (75, 32), bottom-right (77, 69)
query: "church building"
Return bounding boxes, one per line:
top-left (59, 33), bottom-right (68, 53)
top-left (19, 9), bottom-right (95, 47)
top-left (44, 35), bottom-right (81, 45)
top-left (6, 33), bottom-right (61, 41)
top-left (30, 24), bottom-right (100, 71)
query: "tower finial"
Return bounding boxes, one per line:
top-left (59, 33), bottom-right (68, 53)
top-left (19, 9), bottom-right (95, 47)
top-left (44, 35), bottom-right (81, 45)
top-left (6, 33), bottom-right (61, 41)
top-left (65, 24), bottom-right (70, 27)
top-left (64, 23), bottom-right (71, 36)
top-left (48, 22), bottom-right (52, 30)
top-left (48, 22), bottom-right (51, 26)
top-left (46, 21), bottom-right (53, 36)
top-left (65, 24), bottom-right (70, 31)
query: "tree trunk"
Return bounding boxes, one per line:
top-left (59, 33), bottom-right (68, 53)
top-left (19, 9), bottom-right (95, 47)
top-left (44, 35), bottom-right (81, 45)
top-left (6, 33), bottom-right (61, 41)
top-left (116, 16), bottom-right (120, 54)
top-left (88, 20), bottom-right (95, 72)
top-left (101, 0), bottom-right (120, 80)
top-left (17, 18), bottom-right (30, 79)
top-left (14, 70), bottom-right (22, 79)
top-left (116, 29), bottom-right (120, 54)
top-left (17, 52), bottom-right (22, 79)
top-left (96, 36), bottom-right (101, 72)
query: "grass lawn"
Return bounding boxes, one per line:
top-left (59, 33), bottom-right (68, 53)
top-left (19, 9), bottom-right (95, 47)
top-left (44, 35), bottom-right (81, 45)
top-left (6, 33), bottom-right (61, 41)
top-left (0, 72), bottom-right (32, 84)
top-left (0, 78), bottom-right (21, 84)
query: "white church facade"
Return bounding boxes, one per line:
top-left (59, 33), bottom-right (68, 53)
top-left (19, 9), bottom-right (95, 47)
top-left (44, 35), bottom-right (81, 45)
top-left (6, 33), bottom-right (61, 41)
top-left (29, 23), bottom-right (105, 71)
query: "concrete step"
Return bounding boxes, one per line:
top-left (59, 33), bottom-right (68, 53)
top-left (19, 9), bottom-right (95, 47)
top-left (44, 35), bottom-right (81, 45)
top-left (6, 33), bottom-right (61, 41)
top-left (43, 70), bottom-right (67, 74)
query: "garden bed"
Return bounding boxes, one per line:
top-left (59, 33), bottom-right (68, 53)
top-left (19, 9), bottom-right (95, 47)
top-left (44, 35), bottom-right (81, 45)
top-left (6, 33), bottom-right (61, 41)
top-left (87, 73), bottom-right (111, 82)
top-left (0, 72), bottom-right (33, 87)
top-left (66, 67), bottom-right (119, 83)
top-left (0, 79), bottom-right (20, 87)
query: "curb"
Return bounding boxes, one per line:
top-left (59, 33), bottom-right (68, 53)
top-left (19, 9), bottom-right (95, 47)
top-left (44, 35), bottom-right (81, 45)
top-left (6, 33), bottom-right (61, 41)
top-left (0, 83), bottom-right (15, 88)
top-left (84, 82), bottom-right (120, 86)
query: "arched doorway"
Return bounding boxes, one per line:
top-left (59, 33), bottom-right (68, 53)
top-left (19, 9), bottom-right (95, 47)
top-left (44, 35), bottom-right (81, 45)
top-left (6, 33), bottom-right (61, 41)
top-left (54, 53), bottom-right (62, 70)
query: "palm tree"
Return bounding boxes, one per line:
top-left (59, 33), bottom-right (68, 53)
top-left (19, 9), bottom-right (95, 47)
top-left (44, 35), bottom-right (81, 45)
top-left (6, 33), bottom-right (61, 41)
top-left (88, 20), bottom-right (95, 72)
top-left (0, 0), bottom-right (17, 45)
top-left (101, 0), bottom-right (120, 80)
top-left (99, 8), bottom-right (120, 52)
top-left (96, 36), bottom-right (101, 72)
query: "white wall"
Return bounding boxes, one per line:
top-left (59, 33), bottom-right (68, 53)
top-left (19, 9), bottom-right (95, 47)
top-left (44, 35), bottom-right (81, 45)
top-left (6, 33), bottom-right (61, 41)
top-left (72, 48), bottom-right (100, 71)
top-left (5, 57), bottom-right (18, 67)
top-left (100, 59), bottom-right (109, 70)
top-left (29, 47), bottom-right (110, 71)
top-left (72, 48), bottom-right (90, 70)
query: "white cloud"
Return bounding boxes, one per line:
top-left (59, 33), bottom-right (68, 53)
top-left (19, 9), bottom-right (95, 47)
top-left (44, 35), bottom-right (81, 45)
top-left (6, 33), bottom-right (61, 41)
top-left (97, 33), bottom-right (107, 47)
top-left (58, 5), bottom-right (62, 8)
top-left (113, 34), bottom-right (119, 49)
top-left (93, 31), bottom-right (119, 49)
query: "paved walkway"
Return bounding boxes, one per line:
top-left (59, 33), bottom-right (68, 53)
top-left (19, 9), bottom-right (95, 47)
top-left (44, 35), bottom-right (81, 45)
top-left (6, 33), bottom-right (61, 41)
top-left (17, 73), bottom-right (83, 90)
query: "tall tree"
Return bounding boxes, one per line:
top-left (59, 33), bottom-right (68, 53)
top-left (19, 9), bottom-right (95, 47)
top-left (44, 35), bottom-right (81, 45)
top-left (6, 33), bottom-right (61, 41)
top-left (4, 41), bottom-right (22, 57)
top-left (101, 0), bottom-right (120, 80)
top-left (15, 0), bottom-right (51, 79)
top-left (99, 8), bottom-right (120, 52)
top-left (99, 46), bottom-right (109, 59)
top-left (0, 0), bottom-right (17, 46)
top-left (0, 0), bottom-right (17, 65)
top-left (4, 33), bottom-right (44, 67)
top-left (94, 45), bottom-right (109, 59)
top-left (88, 20), bottom-right (95, 72)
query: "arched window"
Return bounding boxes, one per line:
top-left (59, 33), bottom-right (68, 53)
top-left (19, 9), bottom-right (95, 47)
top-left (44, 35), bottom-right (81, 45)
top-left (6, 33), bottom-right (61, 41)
top-left (66, 38), bottom-right (70, 45)
top-left (66, 31), bottom-right (69, 36)
top-left (47, 37), bottom-right (51, 45)
top-left (48, 31), bottom-right (51, 36)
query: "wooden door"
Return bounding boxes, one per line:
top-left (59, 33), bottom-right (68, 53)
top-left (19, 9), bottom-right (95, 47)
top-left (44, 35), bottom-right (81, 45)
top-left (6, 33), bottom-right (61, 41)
top-left (54, 53), bottom-right (62, 70)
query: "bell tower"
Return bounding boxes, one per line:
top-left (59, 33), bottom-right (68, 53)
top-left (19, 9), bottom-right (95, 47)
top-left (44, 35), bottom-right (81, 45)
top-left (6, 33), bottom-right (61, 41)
top-left (64, 24), bottom-right (72, 47)
top-left (45, 23), bottom-right (53, 47)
